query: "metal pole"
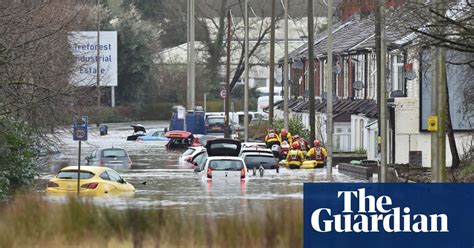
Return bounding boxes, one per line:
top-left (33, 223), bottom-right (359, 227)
top-left (375, 0), bottom-right (382, 182)
top-left (187, 0), bottom-right (195, 111)
top-left (225, 10), bottom-right (231, 139)
top-left (77, 140), bottom-right (81, 196)
top-left (244, 0), bottom-right (249, 142)
top-left (269, 0), bottom-right (276, 127)
top-left (326, 0), bottom-right (333, 176)
top-left (308, 0), bottom-right (316, 143)
top-left (430, 47), bottom-right (439, 182)
top-left (283, 0), bottom-right (289, 130)
top-left (380, 0), bottom-right (387, 182)
top-left (111, 86), bottom-right (115, 107)
top-left (204, 93), bottom-right (207, 112)
top-left (96, 0), bottom-right (101, 127)
top-left (436, 0), bottom-right (447, 182)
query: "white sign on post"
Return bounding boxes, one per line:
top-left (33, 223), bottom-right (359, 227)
top-left (69, 31), bottom-right (118, 86)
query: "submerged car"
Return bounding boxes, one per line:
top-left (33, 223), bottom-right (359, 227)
top-left (165, 130), bottom-right (200, 149)
top-left (46, 166), bottom-right (135, 195)
top-left (240, 152), bottom-right (279, 170)
top-left (86, 147), bottom-right (132, 169)
top-left (126, 124), bottom-right (146, 141)
top-left (136, 129), bottom-right (169, 142)
top-left (197, 138), bottom-right (248, 181)
top-left (179, 146), bottom-right (206, 164)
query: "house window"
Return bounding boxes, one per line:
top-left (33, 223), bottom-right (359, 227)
top-left (391, 54), bottom-right (406, 95)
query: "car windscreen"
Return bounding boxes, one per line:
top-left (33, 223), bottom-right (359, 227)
top-left (57, 170), bottom-right (95, 179)
top-left (182, 148), bottom-right (196, 156)
top-left (244, 155), bottom-right (277, 167)
top-left (209, 160), bottom-right (244, 171)
top-left (102, 149), bottom-right (127, 158)
top-left (207, 118), bottom-right (224, 124)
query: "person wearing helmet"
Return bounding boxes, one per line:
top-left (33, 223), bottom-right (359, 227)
top-left (278, 128), bottom-right (292, 145)
top-left (264, 129), bottom-right (281, 149)
top-left (306, 139), bottom-right (327, 163)
top-left (286, 142), bottom-right (304, 169)
top-left (293, 134), bottom-right (310, 154)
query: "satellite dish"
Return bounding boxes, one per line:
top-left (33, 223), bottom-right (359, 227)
top-left (353, 80), bottom-right (363, 91)
top-left (405, 70), bottom-right (416, 80)
top-left (292, 60), bottom-right (304, 70)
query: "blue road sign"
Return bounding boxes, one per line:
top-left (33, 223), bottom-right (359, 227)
top-left (73, 116), bottom-right (88, 141)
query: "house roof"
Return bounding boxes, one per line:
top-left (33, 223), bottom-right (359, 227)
top-left (283, 14), bottom-right (410, 62)
top-left (275, 98), bottom-right (378, 121)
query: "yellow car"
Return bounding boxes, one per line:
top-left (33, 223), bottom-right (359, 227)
top-left (47, 166), bottom-right (135, 195)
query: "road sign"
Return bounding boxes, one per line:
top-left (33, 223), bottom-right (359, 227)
top-left (73, 116), bottom-right (88, 141)
top-left (220, 89), bottom-right (226, 98)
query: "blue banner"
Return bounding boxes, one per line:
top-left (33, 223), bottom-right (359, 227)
top-left (304, 183), bottom-right (474, 248)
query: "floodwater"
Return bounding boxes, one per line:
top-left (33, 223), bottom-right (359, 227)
top-left (41, 121), bottom-right (365, 216)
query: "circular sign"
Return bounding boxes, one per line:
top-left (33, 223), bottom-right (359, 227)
top-left (75, 129), bottom-right (86, 139)
top-left (220, 89), bottom-right (226, 98)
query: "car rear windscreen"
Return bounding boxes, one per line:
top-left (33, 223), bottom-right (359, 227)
top-left (57, 171), bottom-right (95, 179)
top-left (182, 148), bottom-right (196, 156)
top-left (102, 149), bottom-right (127, 157)
top-left (244, 155), bottom-right (277, 167)
top-left (209, 160), bottom-right (244, 171)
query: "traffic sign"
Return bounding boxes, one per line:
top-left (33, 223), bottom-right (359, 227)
top-left (220, 89), bottom-right (226, 98)
top-left (73, 116), bottom-right (88, 141)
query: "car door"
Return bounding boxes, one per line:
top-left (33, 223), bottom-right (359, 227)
top-left (98, 171), bottom-right (118, 193)
top-left (105, 169), bottom-right (131, 192)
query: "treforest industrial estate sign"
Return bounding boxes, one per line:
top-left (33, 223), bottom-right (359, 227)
top-left (69, 31), bottom-right (117, 87)
top-left (304, 183), bottom-right (474, 247)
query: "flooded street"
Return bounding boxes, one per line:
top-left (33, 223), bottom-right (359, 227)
top-left (42, 121), bottom-right (365, 216)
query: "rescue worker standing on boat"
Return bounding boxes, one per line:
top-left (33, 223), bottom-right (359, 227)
top-left (278, 128), bottom-right (292, 145)
top-left (286, 142), bottom-right (304, 169)
top-left (306, 139), bottom-right (327, 165)
top-left (264, 129), bottom-right (281, 149)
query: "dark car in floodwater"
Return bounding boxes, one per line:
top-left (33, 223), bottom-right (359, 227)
top-left (85, 147), bottom-right (132, 170)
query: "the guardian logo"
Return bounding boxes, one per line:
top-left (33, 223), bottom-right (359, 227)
top-left (311, 188), bottom-right (449, 233)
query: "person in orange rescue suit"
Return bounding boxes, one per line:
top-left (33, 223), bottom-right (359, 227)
top-left (292, 135), bottom-right (310, 153)
top-left (278, 128), bottom-right (292, 145)
top-left (286, 142), bottom-right (304, 169)
top-left (264, 129), bottom-right (281, 149)
top-left (306, 139), bottom-right (327, 162)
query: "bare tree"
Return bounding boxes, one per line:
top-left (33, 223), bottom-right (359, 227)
top-left (0, 1), bottom-right (97, 130)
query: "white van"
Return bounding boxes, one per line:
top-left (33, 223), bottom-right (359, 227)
top-left (255, 87), bottom-right (283, 97)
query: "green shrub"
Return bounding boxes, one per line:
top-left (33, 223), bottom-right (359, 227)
top-left (0, 118), bottom-right (38, 199)
top-left (273, 118), bottom-right (310, 142)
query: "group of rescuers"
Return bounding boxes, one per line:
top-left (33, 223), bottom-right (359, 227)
top-left (264, 128), bottom-right (327, 169)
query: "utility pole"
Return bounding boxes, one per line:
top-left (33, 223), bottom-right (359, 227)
top-left (283, 0), bottom-right (289, 130)
top-left (96, 0), bottom-right (101, 127)
top-left (187, 0), bottom-right (195, 111)
top-left (436, 0), bottom-right (447, 182)
top-left (308, 0), bottom-right (315, 143)
top-left (430, 49), bottom-right (439, 182)
top-left (379, 0), bottom-right (388, 182)
top-left (244, 0), bottom-right (249, 142)
top-left (225, 10), bottom-right (231, 139)
top-left (326, 0), bottom-right (333, 176)
top-left (269, 0), bottom-right (276, 128)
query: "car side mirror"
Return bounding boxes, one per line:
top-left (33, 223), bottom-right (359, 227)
top-left (119, 178), bottom-right (126, 184)
top-left (193, 167), bottom-right (201, 173)
top-left (85, 156), bottom-right (90, 161)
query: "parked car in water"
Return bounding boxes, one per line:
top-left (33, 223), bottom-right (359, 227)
top-left (126, 124), bottom-right (147, 141)
top-left (165, 130), bottom-right (200, 149)
top-left (46, 166), bottom-right (134, 195)
top-left (197, 138), bottom-right (248, 181)
top-left (136, 129), bottom-right (169, 142)
top-left (179, 146), bottom-right (206, 164)
top-left (205, 116), bottom-right (233, 134)
top-left (85, 147), bottom-right (132, 170)
top-left (36, 143), bottom-right (69, 173)
top-left (238, 147), bottom-right (274, 157)
top-left (240, 152), bottom-right (279, 170)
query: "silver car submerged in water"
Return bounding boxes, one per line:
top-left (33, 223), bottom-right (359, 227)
top-left (85, 147), bottom-right (132, 170)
